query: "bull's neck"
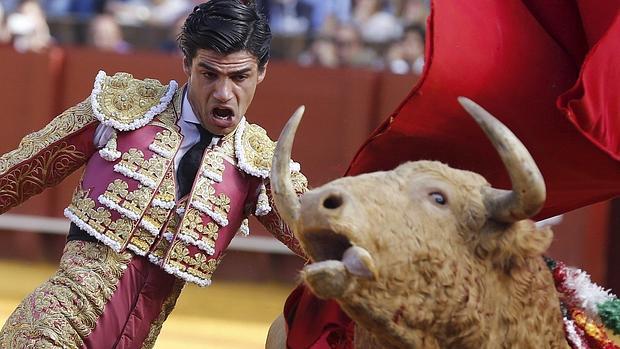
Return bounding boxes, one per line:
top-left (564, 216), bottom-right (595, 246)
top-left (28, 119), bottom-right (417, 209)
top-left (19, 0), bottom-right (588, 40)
top-left (483, 257), bottom-right (569, 348)
top-left (343, 300), bottom-right (428, 349)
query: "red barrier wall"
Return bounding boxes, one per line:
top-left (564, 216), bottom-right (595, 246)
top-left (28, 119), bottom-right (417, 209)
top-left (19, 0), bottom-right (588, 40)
top-left (0, 46), bottom-right (615, 289)
top-left (0, 47), bottom-right (62, 217)
top-left (547, 202), bottom-right (611, 284)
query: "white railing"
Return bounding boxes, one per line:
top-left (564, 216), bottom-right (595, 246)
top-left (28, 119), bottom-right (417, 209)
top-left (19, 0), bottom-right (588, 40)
top-left (0, 213), bottom-right (294, 255)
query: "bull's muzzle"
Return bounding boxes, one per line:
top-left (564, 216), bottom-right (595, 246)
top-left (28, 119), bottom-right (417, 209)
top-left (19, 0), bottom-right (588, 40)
top-left (270, 107), bottom-right (378, 280)
top-left (298, 188), bottom-right (352, 258)
top-left (298, 187), bottom-right (378, 279)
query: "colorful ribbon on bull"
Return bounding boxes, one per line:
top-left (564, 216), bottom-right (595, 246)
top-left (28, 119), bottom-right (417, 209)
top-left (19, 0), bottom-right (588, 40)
top-left (546, 257), bottom-right (620, 349)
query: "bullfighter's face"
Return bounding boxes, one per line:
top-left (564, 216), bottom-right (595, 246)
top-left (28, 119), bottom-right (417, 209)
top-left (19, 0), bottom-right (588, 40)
top-left (183, 49), bottom-right (267, 136)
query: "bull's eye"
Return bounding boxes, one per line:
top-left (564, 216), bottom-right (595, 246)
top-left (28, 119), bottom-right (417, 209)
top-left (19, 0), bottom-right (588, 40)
top-left (430, 192), bottom-right (447, 205)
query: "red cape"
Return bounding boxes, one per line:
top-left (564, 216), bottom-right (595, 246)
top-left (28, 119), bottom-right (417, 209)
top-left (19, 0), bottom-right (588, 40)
top-left (286, 1), bottom-right (620, 347)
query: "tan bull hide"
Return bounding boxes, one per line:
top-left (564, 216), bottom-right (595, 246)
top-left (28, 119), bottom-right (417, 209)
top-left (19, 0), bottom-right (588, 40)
top-left (266, 99), bottom-right (618, 348)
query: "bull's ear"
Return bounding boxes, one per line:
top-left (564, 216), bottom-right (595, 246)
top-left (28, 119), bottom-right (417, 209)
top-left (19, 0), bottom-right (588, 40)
top-left (476, 220), bottom-right (553, 270)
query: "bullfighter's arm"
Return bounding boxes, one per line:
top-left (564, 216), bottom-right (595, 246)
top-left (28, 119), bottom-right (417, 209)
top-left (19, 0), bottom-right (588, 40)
top-left (256, 170), bottom-right (308, 258)
top-left (0, 98), bottom-right (98, 214)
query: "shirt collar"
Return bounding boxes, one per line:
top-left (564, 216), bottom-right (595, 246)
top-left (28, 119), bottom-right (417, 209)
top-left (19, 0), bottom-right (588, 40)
top-left (181, 87), bottom-right (201, 125)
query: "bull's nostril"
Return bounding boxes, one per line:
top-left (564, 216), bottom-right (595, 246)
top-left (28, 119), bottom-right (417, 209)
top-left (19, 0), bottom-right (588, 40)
top-left (323, 194), bottom-right (343, 210)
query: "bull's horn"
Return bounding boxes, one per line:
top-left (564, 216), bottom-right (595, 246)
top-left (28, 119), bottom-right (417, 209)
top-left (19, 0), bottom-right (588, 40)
top-left (458, 97), bottom-right (546, 222)
top-left (270, 106), bottom-right (305, 226)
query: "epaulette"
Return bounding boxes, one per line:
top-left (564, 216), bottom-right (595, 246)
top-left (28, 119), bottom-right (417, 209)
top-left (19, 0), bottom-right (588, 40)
top-left (235, 118), bottom-right (301, 178)
top-left (90, 71), bottom-right (178, 131)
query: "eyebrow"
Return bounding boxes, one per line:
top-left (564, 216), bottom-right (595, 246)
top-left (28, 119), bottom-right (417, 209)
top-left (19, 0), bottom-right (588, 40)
top-left (197, 62), bottom-right (252, 76)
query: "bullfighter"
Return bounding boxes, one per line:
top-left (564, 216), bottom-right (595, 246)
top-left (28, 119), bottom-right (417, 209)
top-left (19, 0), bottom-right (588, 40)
top-left (0, 1), bottom-right (307, 348)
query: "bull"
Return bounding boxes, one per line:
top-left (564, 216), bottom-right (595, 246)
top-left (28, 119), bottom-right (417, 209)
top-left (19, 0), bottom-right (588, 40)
top-left (266, 98), bottom-right (618, 348)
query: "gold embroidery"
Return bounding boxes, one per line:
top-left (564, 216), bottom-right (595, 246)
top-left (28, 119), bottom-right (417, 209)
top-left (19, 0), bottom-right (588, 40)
top-left (181, 209), bottom-right (204, 234)
top-left (0, 241), bottom-right (132, 349)
top-left (138, 156), bottom-right (168, 185)
top-left (179, 208), bottom-right (219, 251)
top-left (118, 149), bottom-right (145, 172)
top-left (220, 138), bottom-right (236, 157)
top-left (121, 149), bottom-right (168, 181)
top-left (166, 241), bottom-right (220, 281)
top-left (290, 170), bottom-right (309, 195)
top-left (151, 88), bottom-right (183, 136)
top-left (108, 217), bottom-right (134, 243)
top-left (0, 99), bottom-right (95, 174)
top-left (69, 188), bottom-right (112, 232)
top-left (150, 129), bottom-right (181, 158)
top-left (152, 90), bottom-right (182, 131)
top-left (210, 193), bottom-right (231, 218)
top-left (127, 227), bottom-right (157, 253)
top-left (214, 137), bottom-right (236, 165)
top-left (100, 179), bottom-right (153, 219)
top-left (152, 113), bottom-right (178, 131)
top-left (144, 206), bottom-right (171, 229)
top-left (190, 179), bottom-right (215, 218)
top-left (67, 188), bottom-right (134, 246)
top-left (150, 200), bottom-right (184, 257)
top-left (105, 179), bottom-right (130, 203)
top-left (201, 151), bottom-right (225, 180)
top-left (192, 180), bottom-right (231, 219)
top-left (95, 72), bottom-right (170, 126)
top-left (241, 122), bottom-right (276, 173)
top-left (151, 235), bottom-right (171, 260)
top-left (115, 148), bottom-right (169, 189)
top-left (134, 203), bottom-right (174, 256)
top-left (0, 100), bottom-right (94, 213)
top-left (166, 209), bottom-right (182, 232)
top-left (89, 207), bottom-right (113, 233)
top-left (0, 142), bottom-right (89, 214)
top-left (194, 179), bottom-right (216, 200)
top-left (125, 187), bottom-right (152, 212)
top-left (154, 171), bottom-right (175, 203)
top-left (255, 180), bottom-right (308, 257)
top-left (140, 279), bottom-right (185, 349)
top-left (203, 222), bottom-right (219, 241)
top-left (99, 129), bottom-right (120, 161)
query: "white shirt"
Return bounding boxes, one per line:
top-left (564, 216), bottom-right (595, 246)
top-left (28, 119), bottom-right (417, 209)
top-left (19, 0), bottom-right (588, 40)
top-left (93, 88), bottom-right (220, 197)
top-left (175, 89), bottom-right (221, 171)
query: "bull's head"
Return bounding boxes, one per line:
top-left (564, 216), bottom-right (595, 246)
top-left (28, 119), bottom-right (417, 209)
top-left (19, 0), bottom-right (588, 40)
top-left (271, 99), bottom-right (567, 348)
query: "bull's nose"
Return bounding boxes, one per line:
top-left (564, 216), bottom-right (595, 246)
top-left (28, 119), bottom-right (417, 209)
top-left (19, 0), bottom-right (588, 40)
top-left (322, 193), bottom-right (344, 210)
top-left (300, 189), bottom-right (351, 218)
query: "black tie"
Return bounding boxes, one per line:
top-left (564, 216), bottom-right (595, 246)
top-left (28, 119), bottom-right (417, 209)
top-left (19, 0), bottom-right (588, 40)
top-left (177, 124), bottom-right (213, 198)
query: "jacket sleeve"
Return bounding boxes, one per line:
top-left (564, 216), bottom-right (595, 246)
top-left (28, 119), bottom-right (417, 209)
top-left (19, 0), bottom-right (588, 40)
top-left (255, 170), bottom-right (309, 258)
top-left (0, 98), bottom-right (99, 214)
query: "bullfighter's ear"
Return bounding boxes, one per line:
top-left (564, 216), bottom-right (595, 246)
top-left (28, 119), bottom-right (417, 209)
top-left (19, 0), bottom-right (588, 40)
top-left (477, 220), bottom-right (553, 270)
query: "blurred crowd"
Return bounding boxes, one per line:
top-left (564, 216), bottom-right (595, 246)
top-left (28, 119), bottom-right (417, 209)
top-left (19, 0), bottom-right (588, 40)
top-left (0, 0), bottom-right (428, 74)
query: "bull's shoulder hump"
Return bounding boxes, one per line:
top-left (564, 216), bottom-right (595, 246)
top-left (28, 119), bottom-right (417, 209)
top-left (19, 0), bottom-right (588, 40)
top-left (235, 120), bottom-right (278, 178)
top-left (90, 70), bottom-right (178, 131)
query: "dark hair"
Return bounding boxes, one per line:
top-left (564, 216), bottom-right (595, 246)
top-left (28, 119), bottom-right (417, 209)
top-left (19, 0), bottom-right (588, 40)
top-left (178, 0), bottom-right (271, 71)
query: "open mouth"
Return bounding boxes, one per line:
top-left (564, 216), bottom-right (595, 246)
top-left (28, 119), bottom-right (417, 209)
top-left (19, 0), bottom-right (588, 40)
top-left (303, 229), bottom-right (377, 279)
top-left (212, 107), bottom-right (234, 119)
top-left (305, 229), bottom-right (353, 263)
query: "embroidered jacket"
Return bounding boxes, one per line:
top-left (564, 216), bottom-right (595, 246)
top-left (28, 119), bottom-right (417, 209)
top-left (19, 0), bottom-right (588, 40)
top-left (0, 71), bottom-right (307, 286)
